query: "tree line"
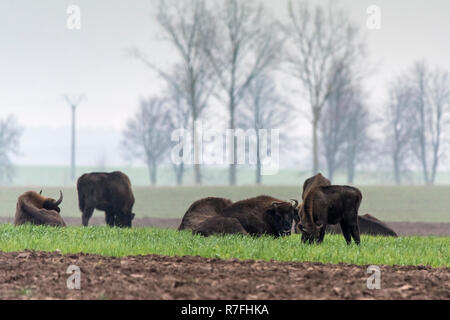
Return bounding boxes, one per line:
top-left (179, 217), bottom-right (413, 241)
top-left (1, 0), bottom-right (448, 186)
top-left (121, 0), bottom-right (450, 186)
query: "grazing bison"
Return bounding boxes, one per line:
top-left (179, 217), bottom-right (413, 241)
top-left (302, 173), bottom-right (331, 200)
top-left (326, 214), bottom-right (398, 237)
top-left (77, 171), bottom-right (135, 227)
top-left (15, 190), bottom-right (65, 227)
top-left (193, 216), bottom-right (248, 237)
top-left (297, 185), bottom-right (362, 245)
top-left (197, 195), bottom-right (299, 237)
top-left (178, 197), bottom-right (233, 231)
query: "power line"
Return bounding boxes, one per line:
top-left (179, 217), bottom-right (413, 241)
top-left (63, 94), bottom-right (86, 182)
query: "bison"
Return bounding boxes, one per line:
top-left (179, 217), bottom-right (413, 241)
top-left (193, 216), bottom-right (248, 237)
top-left (297, 185), bottom-right (362, 245)
top-left (178, 197), bottom-right (233, 231)
top-left (301, 173), bottom-right (331, 200)
top-left (195, 195), bottom-right (299, 237)
top-left (293, 173), bottom-right (332, 230)
top-left (14, 190), bottom-right (66, 227)
top-left (326, 214), bottom-right (398, 237)
top-left (77, 171), bottom-right (135, 227)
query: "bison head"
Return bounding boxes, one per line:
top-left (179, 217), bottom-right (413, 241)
top-left (41, 190), bottom-right (63, 213)
top-left (294, 202), bottom-right (323, 243)
top-left (266, 200), bottom-right (299, 237)
top-left (114, 212), bottom-right (135, 228)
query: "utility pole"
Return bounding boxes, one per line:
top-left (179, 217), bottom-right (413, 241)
top-left (63, 94), bottom-right (85, 182)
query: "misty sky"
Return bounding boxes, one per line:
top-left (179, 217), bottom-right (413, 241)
top-left (1, 0), bottom-right (450, 166)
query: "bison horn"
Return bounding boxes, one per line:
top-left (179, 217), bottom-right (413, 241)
top-left (271, 201), bottom-right (284, 209)
top-left (54, 190), bottom-right (63, 206)
top-left (290, 199), bottom-right (299, 208)
top-left (39, 190), bottom-right (42, 195)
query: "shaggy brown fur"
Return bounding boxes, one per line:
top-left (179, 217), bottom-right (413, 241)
top-left (302, 173), bottom-right (331, 200)
top-left (77, 171), bottom-right (135, 227)
top-left (193, 216), bottom-right (248, 236)
top-left (14, 191), bottom-right (65, 227)
top-left (216, 195), bottom-right (299, 237)
top-left (326, 214), bottom-right (398, 237)
top-left (178, 197), bottom-right (233, 231)
top-left (298, 185), bottom-right (362, 245)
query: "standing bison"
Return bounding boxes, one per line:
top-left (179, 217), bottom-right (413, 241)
top-left (15, 190), bottom-right (66, 227)
top-left (77, 171), bottom-right (135, 227)
top-left (298, 185), bottom-right (362, 245)
top-left (301, 173), bottom-right (331, 200)
top-left (178, 197), bottom-right (233, 231)
top-left (193, 195), bottom-right (299, 237)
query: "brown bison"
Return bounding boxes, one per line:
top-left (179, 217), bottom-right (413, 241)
top-left (193, 216), bottom-right (248, 237)
top-left (178, 197), bottom-right (233, 231)
top-left (297, 185), bottom-right (362, 245)
top-left (14, 190), bottom-right (65, 227)
top-left (77, 171), bottom-right (135, 227)
top-left (326, 214), bottom-right (398, 237)
top-left (302, 173), bottom-right (331, 200)
top-left (195, 195), bottom-right (299, 237)
top-left (294, 173), bottom-right (332, 229)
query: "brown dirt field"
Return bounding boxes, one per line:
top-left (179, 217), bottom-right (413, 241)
top-left (1, 217), bottom-right (449, 236)
top-left (0, 251), bottom-right (448, 300)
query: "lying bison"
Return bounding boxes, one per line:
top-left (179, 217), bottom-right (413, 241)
top-left (178, 197), bottom-right (233, 231)
top-left (194, 195), bottom-right (299, 237)
top-left (302, 173), bottom-right (331, 200)
top-left (326, 214), bottom-right (398, 237)
top-left (297, 185), bottom-right (362, 245)
top-left (194, 216), bottom-right (248, 237)
top-left (15, 190), bottom-right (66, 227)
top-left (77, 171), bottom-right (135, 227)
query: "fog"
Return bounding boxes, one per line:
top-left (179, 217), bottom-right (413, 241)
top-left (1, 0), bottom-right (449, 175)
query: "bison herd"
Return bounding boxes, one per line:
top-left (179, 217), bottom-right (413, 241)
top-left (13, 171), bottom-right (398, 244)
top-left (180, 173), bottom-right (397, 244)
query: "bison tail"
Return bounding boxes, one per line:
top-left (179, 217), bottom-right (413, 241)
top-left (78, 190), bottom-right (85, 212)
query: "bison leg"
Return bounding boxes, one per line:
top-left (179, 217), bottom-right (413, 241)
top-left (316, 225), bottom-right (326, 244)
top-left (105, 210), bottom-right (115, 227)
top-left (349, 222), bottom-right (361, 245)
top-left (340, 221), bottom-right (352, 245)
top-left (82, 206), bottom-right (95, 227)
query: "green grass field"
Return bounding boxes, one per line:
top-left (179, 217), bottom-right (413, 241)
top-left (0, 224), bottom-right (448, 267)
top-left (9, 165), bottom-right (450, 186)
top-left (1, 185), bottom-right (449, 222)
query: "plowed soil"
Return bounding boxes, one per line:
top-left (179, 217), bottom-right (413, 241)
top-left (0, 251), bottom-right (448, 300)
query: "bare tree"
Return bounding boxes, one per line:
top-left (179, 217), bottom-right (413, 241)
top-left (0, 116), bottom-right (22, 184)
top-left (385, 78), bottom-right (415, 185)
top-left (319, 69), bottom-right (353, 181)
top-left (342, 89), bottom-right (372, 184)
top-left (238, 73), bottom-right (290, 184)
top-left (203, 0), bottom-right (282, 185)
top-left (282, 0), bottom-right (365, 174)
top-left (410, 61), bottom-right (450, 185)
top-left (122, 98), bottom-right (172, 185)
top-left (320, 69), bottom-right (372, 183)
top-left (131, 0), bottom-right (216, 185)
top-left (165, 80), bottom-right (191, 185)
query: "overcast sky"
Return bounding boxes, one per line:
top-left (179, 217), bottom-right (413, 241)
top-left (1, 0), bottom-right (449, 166)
